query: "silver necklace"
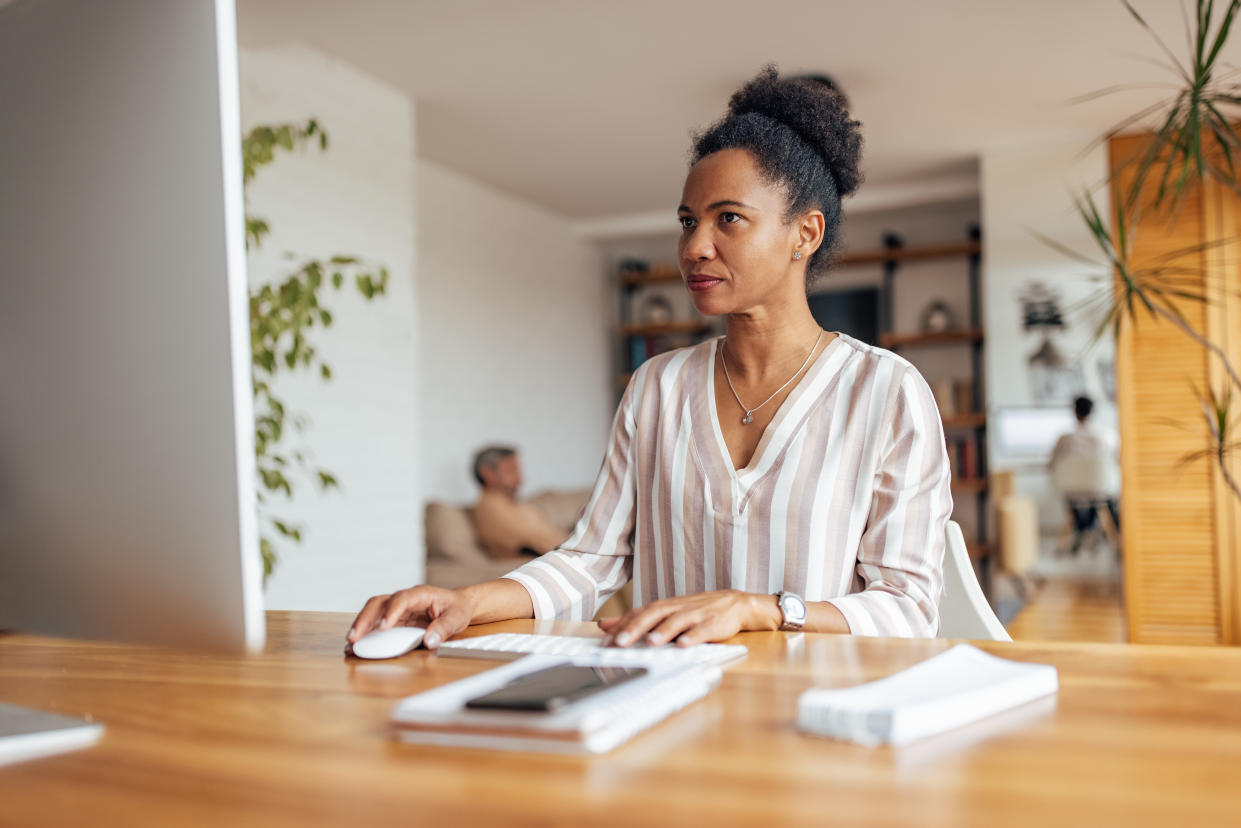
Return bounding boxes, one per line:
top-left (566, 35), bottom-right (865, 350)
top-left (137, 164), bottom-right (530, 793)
top-left (720, 330), bottom-right (824, 425)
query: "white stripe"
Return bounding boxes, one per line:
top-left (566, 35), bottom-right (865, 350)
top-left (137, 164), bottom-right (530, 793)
top-left (523, 558), bottom-right (587, 621)
top-left (852, 357), bottom-right (897, 570)
top-left (730, 512), bottom-right (747, 590)
top-left (670, 405), bottom-right (692, 596)
top-left (561, 361), bottom-right (646, 552)
top-left (881, 372), bottom-right (924, 569)
top-left (805, 355), bottom-right (863, 601)
top-left (597, 441), bottom-right (636, 556)
top-left (501, 572), bottom-right (555, 619)
top-left (767, 427), bottom-right (806, 593)
top-left (649, 351), bottom-right (692, 601)
top-left (702, 487), bottom-right (716, 592)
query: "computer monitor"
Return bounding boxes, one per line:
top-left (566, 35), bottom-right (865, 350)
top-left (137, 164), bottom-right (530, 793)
top-left (0, 0), bottom-right (264, 651)
top-left (808, 287), bottom-right (880, 346)
top-left (991, 406), bottom-right (1078, 461)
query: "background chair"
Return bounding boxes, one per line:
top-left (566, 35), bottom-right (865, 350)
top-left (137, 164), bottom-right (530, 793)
top-left (1050, 449), bottom-right (1122, 556)
top-left (939, 520), bottom-right (1012, 641)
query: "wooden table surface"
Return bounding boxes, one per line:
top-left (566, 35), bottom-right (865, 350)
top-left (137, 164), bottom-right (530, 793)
top-left (2, 612), bottom-right (1240, 827)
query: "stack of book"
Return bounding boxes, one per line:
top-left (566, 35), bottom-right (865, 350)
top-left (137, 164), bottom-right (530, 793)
top-left (390, 654), bottom-right (722, 755)
top-left (797, 644), bottom-right (1058, 747)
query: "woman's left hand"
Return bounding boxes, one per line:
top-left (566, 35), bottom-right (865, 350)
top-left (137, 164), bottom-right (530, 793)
top-left (597, 590), bottom-right (780, 647)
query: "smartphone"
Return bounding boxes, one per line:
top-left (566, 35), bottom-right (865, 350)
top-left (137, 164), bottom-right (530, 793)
top-left (464, 664), bottom-right (648, 712)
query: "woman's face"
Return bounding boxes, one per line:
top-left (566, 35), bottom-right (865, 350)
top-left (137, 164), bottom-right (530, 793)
top-left (677, 148), bottom-right (807, 317)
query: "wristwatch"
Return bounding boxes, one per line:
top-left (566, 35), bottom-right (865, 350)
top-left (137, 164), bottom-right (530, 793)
top-left (775, 590), bottom-right (807, 632)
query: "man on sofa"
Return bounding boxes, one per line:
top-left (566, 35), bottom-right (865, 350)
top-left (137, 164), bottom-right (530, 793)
top-left (471, 446), bottom-right (572, 559)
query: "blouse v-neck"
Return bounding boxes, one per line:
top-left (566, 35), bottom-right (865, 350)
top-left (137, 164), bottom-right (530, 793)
top-left (701, 332), bottom-right (850, 485)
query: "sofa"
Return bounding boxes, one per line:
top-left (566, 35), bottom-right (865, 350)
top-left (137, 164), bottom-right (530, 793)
top-left (424, 489), bottom-right (632, 618)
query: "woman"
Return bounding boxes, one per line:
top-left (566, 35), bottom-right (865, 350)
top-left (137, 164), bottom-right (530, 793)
top-left (347, 67), bottom-right (952, 650)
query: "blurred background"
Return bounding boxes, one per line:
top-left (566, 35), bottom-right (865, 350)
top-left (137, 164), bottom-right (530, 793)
top-left (232, 0), bottom-right (1241, 648)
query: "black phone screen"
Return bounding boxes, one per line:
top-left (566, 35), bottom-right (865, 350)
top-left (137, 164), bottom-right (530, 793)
top-left (464, 664), bottom-right (648, 712)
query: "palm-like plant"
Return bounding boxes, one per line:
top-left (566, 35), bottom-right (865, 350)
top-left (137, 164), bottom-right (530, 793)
top-left (1096, 1), bottom-right (1241, 215)
top-left (1182, 384), bottom-right (1241, 500)
top-left (1047, 1), bottom-right (1241, 504)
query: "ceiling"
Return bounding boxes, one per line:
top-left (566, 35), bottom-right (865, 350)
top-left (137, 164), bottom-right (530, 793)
top-left (238, 0), bottom-right (1238, 228)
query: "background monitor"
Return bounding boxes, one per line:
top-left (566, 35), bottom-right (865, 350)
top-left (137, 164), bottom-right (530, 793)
top-left (991, 406), bottom-right (1079, 461)
top-left (808, 287), bottom-right (880, 346)
top-left (0, 0), bottom-right (264, 651)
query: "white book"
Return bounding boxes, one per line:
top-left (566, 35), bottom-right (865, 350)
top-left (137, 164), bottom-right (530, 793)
top-left (390, 654), bottom-right (721, 755)
top-left (797, 644), bottom-right (1058, 747)
top-left (0, 703), bottom-right (104, 766)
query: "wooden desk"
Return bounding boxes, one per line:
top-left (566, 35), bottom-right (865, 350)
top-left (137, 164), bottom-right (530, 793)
top-left (2, 612), bottom-right (1240, 827)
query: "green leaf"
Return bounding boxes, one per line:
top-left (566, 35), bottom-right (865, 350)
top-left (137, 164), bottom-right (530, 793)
top-left (320, 363), bottom-right (332, 380)
top-left (260, 537), bottom-right (275, 581)
top-left (317, 470), bottom-right (339, 490)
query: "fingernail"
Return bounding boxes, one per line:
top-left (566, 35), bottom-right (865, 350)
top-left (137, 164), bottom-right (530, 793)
top-left (647, 633), bottom-right (663, 645)
top-left (347, 627), bottom-right (356, 640)
top-left (615, 632), bottom-right (631, 646)
top-left (424, 631), bottom-right (441, 649)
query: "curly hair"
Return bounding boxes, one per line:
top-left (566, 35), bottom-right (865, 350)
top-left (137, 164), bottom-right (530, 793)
top-left (691, 65), bottom-right (863, 283)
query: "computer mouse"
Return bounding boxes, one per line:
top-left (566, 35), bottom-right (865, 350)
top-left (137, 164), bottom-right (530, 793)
top-left (350, 626), bottom-right (426, 659)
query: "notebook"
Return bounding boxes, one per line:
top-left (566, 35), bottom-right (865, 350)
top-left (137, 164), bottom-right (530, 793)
top-left (390, 654), bottom-right (721, 754)
top-left (797, 644), bottom-right (1059, 747)
top-left (0, 703), bottom-right (104, 766)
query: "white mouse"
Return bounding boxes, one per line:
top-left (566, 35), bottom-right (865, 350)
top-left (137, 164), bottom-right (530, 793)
top-left (350, 626), bottom-right (426, 659)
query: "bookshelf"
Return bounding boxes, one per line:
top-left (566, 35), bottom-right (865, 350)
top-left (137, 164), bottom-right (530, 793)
top-left (616, 263), bottom-right (717, 390)
top-left (840, 225), bottom-right (992, 567)
top-left (613, 229), bottom-right (992, 564)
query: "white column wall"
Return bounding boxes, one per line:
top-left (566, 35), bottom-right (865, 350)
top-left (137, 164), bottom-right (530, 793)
top-left (240, 44), bottom-right (421, 609)
top-left (417, 160), bottom-right (612, 505)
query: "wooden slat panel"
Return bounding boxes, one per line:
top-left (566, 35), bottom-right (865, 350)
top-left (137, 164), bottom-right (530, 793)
top-left (1110, 132), bottom-right (1222, 645)
top-left (1204, 174), bottom-right (1241, 644)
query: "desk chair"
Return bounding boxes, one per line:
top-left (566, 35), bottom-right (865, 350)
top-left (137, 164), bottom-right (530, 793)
top-left (939, 520), bottom-right (1012, 641)
top-left (1050, 450), bottom-right (1121, 556)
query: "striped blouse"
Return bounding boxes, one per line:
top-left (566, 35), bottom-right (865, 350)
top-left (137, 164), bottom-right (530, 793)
top-left (502, 333), bottom-right (954, 637)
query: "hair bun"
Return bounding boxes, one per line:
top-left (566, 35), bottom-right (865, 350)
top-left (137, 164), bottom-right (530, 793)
top-left (725, 65), bottom-right (862, 197)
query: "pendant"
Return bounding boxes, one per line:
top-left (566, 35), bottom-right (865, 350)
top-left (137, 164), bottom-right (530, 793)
top-left (742, 411), bottom-right (753, 425)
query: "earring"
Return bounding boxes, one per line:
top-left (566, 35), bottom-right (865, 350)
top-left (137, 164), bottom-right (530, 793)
top-left (793, 250), bottom-right (803, 260)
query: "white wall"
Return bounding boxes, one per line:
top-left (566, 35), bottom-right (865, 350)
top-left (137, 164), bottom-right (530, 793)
top-left (981, 135), bottom-right (1116, 529)
top-left (240, 44), bottom-right (421, 609)
top-left (418, 160), bottom-right (611, 504)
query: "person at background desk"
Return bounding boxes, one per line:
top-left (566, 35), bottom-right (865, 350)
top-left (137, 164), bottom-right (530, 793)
top-left (1049, 396), bottom-right (1121, 551)
top-left (471, 445), bottom-right (570, 559)
top-left (349, 67), bottom-right (952, 650)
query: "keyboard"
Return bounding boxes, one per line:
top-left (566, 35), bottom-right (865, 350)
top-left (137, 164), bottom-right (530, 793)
top-left (435, 633), bottom-right (748, 668)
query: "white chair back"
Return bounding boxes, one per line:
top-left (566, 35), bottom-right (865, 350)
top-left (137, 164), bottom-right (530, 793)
top-left (1050, 445), bottom-right (1120, 499)
top-left (938, 520), bottom-right (1012, 641)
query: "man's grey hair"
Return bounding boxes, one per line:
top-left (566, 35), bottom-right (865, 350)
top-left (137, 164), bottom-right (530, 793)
top-left (472, 445), bottom-right (517, 486)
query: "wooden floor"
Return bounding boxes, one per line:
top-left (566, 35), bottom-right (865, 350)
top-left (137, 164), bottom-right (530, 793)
top-left (1004, 577), bottom-right (1127, 643)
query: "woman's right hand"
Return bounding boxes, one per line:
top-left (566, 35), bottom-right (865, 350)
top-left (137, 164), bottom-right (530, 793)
top-left (346, 585), bottom-right (475, 650)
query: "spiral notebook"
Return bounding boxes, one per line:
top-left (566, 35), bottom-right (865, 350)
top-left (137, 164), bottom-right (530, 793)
top-left (797, 644), bottom-right (1059, 747)
top-left (390, 654), bottom-right (721, 755)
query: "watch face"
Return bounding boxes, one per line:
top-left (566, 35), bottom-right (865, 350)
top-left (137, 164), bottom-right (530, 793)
top-left (780, 592), bottom-right (807, 625)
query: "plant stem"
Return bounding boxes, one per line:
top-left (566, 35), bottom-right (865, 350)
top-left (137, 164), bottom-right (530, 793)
top-left (1219, 457), bottom-right (1241, 501)
top-left (1151, 302), bottom-right (1241, 394)
top-left (1149, 303), bottom-right (1241, 502)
